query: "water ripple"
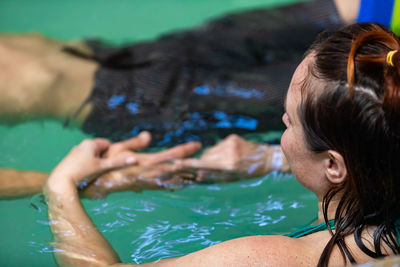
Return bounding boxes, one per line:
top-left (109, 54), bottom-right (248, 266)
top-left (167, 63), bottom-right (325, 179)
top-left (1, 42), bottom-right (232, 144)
top-left (129, 220), bottom-right (218, 264)
top-left (190, 206), bottom-right (221, 215)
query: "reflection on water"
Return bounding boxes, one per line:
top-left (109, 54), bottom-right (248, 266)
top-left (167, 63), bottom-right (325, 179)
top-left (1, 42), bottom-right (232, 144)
top-left (130, 221), bottom-right (219, 263)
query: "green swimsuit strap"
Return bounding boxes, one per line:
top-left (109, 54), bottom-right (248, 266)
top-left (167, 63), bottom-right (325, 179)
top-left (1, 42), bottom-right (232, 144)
top-left (395, 218), bottom-right (400, 246)
top-left (284, 219), bottom-right (335, 238)
top-left (286, 218), bottom-right (400, 242)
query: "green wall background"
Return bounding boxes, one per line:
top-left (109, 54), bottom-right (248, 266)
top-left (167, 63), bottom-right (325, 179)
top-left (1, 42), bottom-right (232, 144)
top-left (0, 0), bottom-right (304, 43)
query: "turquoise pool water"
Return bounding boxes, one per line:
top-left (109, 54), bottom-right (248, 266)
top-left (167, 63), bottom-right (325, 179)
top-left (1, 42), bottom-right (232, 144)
top-left (0, 1), bottom-right (317, 266)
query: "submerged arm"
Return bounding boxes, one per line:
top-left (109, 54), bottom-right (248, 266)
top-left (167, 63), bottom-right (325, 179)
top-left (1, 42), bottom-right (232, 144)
top-left (0, 168), bottom-right (48, 198)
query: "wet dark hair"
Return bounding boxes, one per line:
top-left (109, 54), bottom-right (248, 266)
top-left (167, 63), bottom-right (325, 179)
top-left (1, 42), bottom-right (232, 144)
top-left (298, 23), bottom-right (400, 266)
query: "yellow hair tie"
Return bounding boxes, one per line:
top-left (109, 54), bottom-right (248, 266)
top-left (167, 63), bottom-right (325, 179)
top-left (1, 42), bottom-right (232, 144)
top-left (387, 50), bottom-right (398, 67)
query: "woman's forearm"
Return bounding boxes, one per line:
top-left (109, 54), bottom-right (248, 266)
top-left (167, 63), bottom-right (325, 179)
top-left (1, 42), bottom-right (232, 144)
top-left (44, 178), bottom-right (121, 267)
top-left (0, 168), bottom-right (48, 198)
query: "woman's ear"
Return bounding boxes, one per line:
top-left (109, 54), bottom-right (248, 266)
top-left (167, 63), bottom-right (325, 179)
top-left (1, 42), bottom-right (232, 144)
top-left (324, 150), bottom-right (347, 184)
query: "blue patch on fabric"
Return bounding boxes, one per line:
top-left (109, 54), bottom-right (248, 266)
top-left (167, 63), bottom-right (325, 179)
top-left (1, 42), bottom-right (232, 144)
top-left (193, 84), bottom-right (265, 99)
top-left (213, 111), bottom-right (228, 120)
top-left (108, 95), bottom-right (126, 109)
top-left (188, 112), bottom-right (201, 120)
top-left (126, 102), bottom-right (139, 114)
top-left (213, 111), bottom-right (258, 130)
top-left (216, 121), bottom-right (233, 128)
top-left (193, 85), bottom-right (211, 95)
top-left (126, 110), bottom-right (258, 146)
top-left (230, 88), bottom-right (265, 99)
top-left (129, 126), bottom-right (141, 137)
top-left (235, 117), bottom-right (258, 130)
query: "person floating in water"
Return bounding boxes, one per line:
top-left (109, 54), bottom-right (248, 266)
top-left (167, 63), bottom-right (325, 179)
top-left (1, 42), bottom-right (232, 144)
top-left (43, 22), bottom-right (400, 266)
top-left (0, 0), bottom-right (398, 197)
top-left (0, 0), bottom-right (350, 144)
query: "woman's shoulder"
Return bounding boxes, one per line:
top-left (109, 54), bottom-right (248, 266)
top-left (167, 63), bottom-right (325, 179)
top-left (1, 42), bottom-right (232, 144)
top-left (154, 235), bottom-right (319, 267)
top-left (232, 235), bottom-right (318, 265)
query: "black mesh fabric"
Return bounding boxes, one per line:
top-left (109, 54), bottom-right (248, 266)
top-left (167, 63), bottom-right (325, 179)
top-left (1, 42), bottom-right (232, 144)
top-left (76, 0), bottom-right (343, 146)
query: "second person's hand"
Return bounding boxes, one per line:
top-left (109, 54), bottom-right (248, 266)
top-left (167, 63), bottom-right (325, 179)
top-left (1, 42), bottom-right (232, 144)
top-left (81, 132), bottom-right (202, 198)
top-left (174, 134), bottom-right (290, 182)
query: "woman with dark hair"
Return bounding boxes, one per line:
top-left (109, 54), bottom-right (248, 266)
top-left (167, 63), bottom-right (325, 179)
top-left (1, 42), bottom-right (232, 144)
top-left (42, 22), bottom-right (400, 266)
top-left (293, 22), bottom-right (400, 264)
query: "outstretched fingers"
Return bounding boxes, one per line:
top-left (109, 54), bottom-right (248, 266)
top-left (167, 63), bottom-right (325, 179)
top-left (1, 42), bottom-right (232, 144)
top-left (80, 138), bottom-right (139, 172)
top-left (99, 153), bottom-right (138, 171)
top-left (107, 131), bottom-right (152, 156)
top-left (119, 131), bottom-right (152, 150)
top-left (145, 141), bottom-right (202, 165)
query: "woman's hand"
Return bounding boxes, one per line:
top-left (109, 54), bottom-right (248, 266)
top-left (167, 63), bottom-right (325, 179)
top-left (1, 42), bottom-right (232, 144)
top-left (44, 138), bottom-right (138, 195)
top-left (80, 132), bottom-right (202, 198)
top-left (43, 137), bottom-right (138, 266)
top-left (175, 134), bottom-right (290, 182)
